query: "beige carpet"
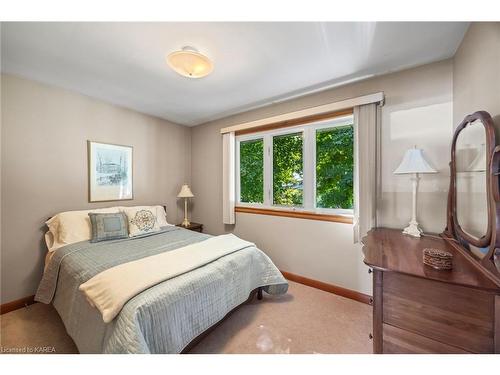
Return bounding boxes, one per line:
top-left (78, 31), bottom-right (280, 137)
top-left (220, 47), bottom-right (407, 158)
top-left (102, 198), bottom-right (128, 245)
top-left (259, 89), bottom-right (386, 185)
top-left (0, 281), bottom-right (372, 354)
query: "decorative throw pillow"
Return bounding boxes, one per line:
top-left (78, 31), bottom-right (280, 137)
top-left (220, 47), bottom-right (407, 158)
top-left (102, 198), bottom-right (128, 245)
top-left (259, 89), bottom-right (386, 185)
top-left (122, 207), bottom-right (161, 237)
top-left (88, 212), bottom-right (129, 243)
top-left (118, 205), bottom-right (171, 227)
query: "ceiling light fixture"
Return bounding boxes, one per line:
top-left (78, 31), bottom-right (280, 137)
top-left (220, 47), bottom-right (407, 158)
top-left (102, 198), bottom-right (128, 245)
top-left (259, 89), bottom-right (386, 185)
top-left (166, 46), bottom-right (213, 79)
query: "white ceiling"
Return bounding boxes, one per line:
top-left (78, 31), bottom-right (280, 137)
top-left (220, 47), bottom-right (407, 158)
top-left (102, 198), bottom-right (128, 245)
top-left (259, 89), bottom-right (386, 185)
top-left (1, 22), bottom-right (469, 126)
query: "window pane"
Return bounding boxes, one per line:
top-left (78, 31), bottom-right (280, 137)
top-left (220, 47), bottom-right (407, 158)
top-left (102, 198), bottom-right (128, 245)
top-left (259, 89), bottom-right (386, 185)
top-left (273, 132), bottom-right (303, 206)
top-left (316, 125), bottom-right (354, 209)
top-left (240, 139), bottom-right (264, 203)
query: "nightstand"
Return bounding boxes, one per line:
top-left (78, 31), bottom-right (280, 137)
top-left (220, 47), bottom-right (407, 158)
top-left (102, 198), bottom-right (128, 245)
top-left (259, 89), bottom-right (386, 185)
top-left (176, 222), bottom-right (203, 233)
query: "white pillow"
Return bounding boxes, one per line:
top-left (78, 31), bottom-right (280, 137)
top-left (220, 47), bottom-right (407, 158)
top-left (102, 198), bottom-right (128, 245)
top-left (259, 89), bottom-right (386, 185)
top-left (44, 231), bottom-right (56, 253)
top-left (46, 207), bottom-right (120, 252)
top-left (121, 206), bottom-right (162, 237)
top-left (118, 205), bottom-right (171, 227)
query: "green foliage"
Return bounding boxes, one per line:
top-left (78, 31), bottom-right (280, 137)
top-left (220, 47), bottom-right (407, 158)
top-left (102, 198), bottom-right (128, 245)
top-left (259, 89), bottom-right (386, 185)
top-left (239, 125), bottom-right (353, 210)
top-left (316, 125), bottom-right (354, 209)
top-left (240, 139), bottom-right (264, 203)
top-left (273, 132), bottom-right (303, 206)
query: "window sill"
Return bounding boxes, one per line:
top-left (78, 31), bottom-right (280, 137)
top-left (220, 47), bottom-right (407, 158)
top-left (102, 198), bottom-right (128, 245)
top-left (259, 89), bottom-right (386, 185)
top-left (234, 206), bottom-right (353, 224)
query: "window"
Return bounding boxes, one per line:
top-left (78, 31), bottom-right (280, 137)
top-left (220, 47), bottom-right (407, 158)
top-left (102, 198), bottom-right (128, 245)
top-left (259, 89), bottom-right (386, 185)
top-left (236, 114), bottom-right (354, 218)
top-left (239, 138), bottom-right (264, 203)
top-left (273, 132), bottom-right (303, 206)
top-left (315, 125), bottom-right (354, 210)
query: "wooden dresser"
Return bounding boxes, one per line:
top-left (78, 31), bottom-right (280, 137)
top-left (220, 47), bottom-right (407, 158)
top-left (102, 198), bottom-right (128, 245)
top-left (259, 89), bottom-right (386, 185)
top-left (363, 228), bottom-right (500, 354)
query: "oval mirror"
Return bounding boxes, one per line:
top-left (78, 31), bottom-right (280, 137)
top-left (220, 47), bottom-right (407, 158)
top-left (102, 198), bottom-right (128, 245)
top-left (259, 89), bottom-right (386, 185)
top-left (444, 111), bottom-right (500, 285)
top-left (454, 119), bottom-right (490, 256)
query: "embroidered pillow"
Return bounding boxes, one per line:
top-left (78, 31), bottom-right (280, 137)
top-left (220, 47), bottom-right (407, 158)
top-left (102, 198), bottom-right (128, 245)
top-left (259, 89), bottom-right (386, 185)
top-left (88, 212), bottom-right (129, 242)
top-left (118, 205), bottom-right (172, 228)
top-left (122, 207), bottom-right (161, 237)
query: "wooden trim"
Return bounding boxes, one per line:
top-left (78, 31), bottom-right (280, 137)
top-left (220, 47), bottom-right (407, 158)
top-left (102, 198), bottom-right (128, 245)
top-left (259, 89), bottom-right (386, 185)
top-left (235, 206), bottom-right (353, 224)
top-left (280, 270), bottom-right (371, 305)
top-left (495, 295), bottom-right (500, 354)
top-left (1, 295), bottom-right (35, 315)
top-left (235, 108), bottom-right (354, 136)
top-left (372, 270), bottom-right (383, 353)
top-left (220, 92), bottom-right (384, 134)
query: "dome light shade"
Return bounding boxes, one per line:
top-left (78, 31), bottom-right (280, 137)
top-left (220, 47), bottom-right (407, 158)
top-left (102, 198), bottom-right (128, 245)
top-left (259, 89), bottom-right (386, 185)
top-left (166, 46), bottom-right (213, 78)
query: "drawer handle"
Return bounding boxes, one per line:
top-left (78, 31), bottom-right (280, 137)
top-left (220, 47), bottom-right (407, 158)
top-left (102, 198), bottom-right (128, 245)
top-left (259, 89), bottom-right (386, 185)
top-left (369, 333), bottom-right (373, 340)
top-left (368, 268), bottom-right (373, 274)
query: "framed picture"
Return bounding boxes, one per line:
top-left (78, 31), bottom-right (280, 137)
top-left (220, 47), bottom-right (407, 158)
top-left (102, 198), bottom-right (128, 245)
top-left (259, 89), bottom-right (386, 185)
top-left (87, 141), bottom-right (133, 202)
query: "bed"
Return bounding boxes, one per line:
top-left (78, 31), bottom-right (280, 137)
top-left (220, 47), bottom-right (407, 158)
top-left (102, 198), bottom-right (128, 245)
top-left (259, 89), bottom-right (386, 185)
top-left (35, 224), bottom-right (288, 354)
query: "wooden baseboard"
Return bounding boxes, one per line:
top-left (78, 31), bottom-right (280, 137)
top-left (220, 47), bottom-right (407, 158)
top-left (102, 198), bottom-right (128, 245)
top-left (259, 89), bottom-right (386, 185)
top-left (280, 270), bottom-right (372, 305)
top-left (1, 295), bottom-right (36, 315)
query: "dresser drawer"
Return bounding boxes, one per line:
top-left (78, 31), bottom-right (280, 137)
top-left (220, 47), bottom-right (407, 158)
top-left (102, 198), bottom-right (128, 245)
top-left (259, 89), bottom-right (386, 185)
top-left (383, 324), bottom-right (469, 353)
top-left (383, 272), bottom-right (495, 353)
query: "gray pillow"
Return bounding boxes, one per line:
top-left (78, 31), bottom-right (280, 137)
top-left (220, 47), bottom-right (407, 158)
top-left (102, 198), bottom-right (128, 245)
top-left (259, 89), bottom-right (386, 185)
top-left (88, 212), bottom-right (129, 243)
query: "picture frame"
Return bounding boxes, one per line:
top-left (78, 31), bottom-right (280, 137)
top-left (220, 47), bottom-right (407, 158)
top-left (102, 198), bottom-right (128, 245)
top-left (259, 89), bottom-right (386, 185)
top-left (87, 141), bottom-right (133, 202)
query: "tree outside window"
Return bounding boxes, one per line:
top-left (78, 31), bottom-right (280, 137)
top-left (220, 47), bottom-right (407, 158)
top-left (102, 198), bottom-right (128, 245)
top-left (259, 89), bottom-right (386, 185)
top-left (239, 138), bottom-right (264, 203)
top-left (273, 132), bottom-right (303, 206)
top-left (316, 125), bottom-right (353, 209)
top-left (238, 117), bottom-right (354, 212)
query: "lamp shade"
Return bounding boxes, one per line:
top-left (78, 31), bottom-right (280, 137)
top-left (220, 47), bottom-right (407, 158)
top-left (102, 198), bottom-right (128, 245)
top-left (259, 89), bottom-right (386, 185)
top-left (394, 148), bottom-right (437, 174)
top-left (177, 184), bottom-right (194, 198)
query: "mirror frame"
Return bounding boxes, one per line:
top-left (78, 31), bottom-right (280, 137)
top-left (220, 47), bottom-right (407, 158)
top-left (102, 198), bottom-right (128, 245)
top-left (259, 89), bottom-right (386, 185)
top-left (448, 111), bottom-right (495, 249)
top-left (443, 110), bottom-right (500, 286)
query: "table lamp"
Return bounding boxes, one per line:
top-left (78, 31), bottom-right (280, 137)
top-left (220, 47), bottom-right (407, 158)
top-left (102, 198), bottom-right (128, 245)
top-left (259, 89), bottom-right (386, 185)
top-left (394, 147), bottom-right (437, 237)
top-left (177, 184), bottom-right (194, 227)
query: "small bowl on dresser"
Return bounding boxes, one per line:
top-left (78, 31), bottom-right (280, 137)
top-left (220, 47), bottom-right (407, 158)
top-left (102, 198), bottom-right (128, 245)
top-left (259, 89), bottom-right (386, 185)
top-left (423, 248), bottom-right (453, 270)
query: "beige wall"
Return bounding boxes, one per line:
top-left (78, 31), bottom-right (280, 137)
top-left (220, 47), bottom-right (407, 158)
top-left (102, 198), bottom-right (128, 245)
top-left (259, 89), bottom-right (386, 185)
top-left (453, 23), bottom-right (500, 126)
top-left (191, 60), bottom-right (454, 295)
top-left (1, 74), bottom-right (191, 303)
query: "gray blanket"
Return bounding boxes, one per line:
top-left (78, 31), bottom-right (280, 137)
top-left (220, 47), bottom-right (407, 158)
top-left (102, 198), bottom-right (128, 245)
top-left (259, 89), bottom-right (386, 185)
top-left (35, 227), bottom-right (288, 353)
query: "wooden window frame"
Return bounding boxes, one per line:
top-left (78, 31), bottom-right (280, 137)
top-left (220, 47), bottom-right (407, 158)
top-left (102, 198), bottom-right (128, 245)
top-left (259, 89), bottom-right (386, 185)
top-left (235, 206), bottom-right (353, 224)
top-left (236, 108), bottom-right (355, 224)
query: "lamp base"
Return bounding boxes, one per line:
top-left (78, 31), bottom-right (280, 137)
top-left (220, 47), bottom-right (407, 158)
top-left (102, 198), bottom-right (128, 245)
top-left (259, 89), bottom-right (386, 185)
top-left (402, 221), bottom-right (423, 237)
top-left (181, 218), bottom-right (191, 227)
